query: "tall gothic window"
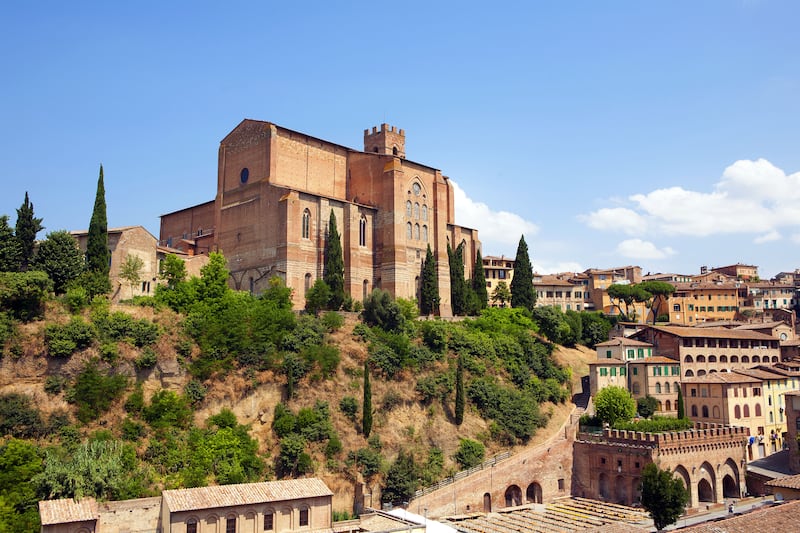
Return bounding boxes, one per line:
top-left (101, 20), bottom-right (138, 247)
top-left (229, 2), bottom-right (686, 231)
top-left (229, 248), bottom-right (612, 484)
top-left (406, 201), bottom-right (412, 217)
top-left (422, 225), bottom-right (428, 242)
top-left (414, 203), bottom-right (420, 219)
top-left (302, 209), bottom-right (311, 239)
top-left (414, 224), bottom-right (420, 240)
top-left (359, 216), bottom-right (367, 247)
top-left (406, 222), bottom-right (412, 239)
top-left (422, 204), bottom-right (428, 221)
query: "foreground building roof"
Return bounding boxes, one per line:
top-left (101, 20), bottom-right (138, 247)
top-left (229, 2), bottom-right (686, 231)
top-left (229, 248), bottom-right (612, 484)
top-left (38, 498), bottom-right (98, 526)
top-left (162, 478), bottom-right (333, 512)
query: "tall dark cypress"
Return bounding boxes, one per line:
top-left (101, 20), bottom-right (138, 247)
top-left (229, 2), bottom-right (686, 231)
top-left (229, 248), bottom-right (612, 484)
top-left (455, 354), bottom-right (465, 426)
top-left (362, 360), bottom-right (373, 437)
top-left (15, 191), bottom-right (43, 271)
top-left (448, 242), bottom-right (467, 316)
top-left (323, 210), bottom-right (345, 310)
top-left (420, 244), bottom-right (440, 315)
top-left (87, 165), bottom-right (109, 275)
top-left (676, 388), bottom-right (686, 419)
top-left (471, 249), bottom-right (488, 312)
top-left (510, 235), bottom-right (536, 311)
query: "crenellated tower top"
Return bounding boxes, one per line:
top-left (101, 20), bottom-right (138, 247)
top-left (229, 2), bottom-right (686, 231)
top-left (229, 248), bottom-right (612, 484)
top-left (364, 123), bottom-right (405, 159)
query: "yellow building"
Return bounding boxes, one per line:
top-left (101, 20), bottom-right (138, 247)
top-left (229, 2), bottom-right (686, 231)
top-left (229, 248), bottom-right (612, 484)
top-left (660, 281), bottom-right (741, 325)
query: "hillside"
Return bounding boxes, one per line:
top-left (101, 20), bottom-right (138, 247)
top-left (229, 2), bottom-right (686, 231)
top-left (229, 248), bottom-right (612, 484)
top-left (0, 299), bottom-right (597, 515)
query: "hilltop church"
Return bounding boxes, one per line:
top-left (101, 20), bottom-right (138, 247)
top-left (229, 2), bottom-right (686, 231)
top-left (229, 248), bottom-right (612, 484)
top-left (159, 120), bottom-right (480, 316)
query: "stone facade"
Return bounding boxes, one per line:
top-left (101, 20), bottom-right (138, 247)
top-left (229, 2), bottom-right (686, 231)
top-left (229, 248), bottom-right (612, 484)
top-left (160, 121), bottom-right (480, 315)
top-left (573, 423), bottom-right (747, 508)
top-left (786, 391), bottom-right (800, 473)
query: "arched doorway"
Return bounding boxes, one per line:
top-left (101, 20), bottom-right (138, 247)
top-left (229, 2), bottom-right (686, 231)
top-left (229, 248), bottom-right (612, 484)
top-left (483, 493), bottom-right (492, 512)
top-left (723, 475), bottom-right (738, 499)
top-left (698, 479), bottom-right (714, 502)
top-left (599, 473), bottom-right (610, 500)
top-left (526, 482), bottom-right (542, 504)
top-left (505, 485), bottom-right (522, 507)
top-left (673, 465), bottom-right (692, 507)
top-left (615, 476), bottom-right (627, 504)
top-left (631, 477), bottom-right (641, 504)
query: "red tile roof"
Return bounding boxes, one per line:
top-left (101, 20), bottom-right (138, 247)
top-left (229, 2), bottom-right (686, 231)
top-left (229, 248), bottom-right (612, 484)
top-left (162, 479), bottom-right (333, 513)
top-left (38, 498), bottom-right (99, 525)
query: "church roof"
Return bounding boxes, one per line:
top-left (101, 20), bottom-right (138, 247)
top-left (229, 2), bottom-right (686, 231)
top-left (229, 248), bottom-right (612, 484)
top-left (38, 498), bottom-right (98, 525)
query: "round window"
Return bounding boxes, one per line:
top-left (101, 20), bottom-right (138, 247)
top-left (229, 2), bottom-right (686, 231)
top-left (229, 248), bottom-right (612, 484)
top-left (240, 168), bottom-right (249, 184)
top-left (412, 183), bottom-right (421, 196)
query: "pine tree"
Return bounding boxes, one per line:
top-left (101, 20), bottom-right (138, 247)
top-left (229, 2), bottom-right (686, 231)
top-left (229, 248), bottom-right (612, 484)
top-left (419, 244), bottom-right (439, 315)
top-left (32, 230), bottom-right (85, 294)
top-left (15, 192), bottom-right (43, 271)
top-left (448, 242), bottom-right (467, 315)
top-left (510, 235), bottom-right (536, 311)
top-left (455, 354), bottom-right (465, 425)
top-left (0, 215), bottom-right (22, 272)
top-left (323, 210), bottom-right (345, 310)
top-left (362, 360), bottom-right (373, 437)
top-left (470, 249), bottom-right (488, 313)
top-left (87, 165), bottom-right (110, 275)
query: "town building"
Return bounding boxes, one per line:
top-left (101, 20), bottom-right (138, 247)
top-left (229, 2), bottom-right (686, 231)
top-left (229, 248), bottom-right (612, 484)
top-left (583, 266), bottom-right (644, 319)
top-left (659, 281), bottom-right (741, 325)
top-left (709, 263), bottom-right (759, 281)
top-left (533, 274), bottom-right (585, 312)
top-left (743, 281), bottom-right (797, 313)
top-left (483, 255), bottom-right (514, 306)
top-left (159, 120), bottom-right (480, 315)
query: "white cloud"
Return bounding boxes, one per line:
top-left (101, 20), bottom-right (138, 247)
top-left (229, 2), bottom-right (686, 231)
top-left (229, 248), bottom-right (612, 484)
top-left (578, 207), bottom-right (647, 235)
top-left (580, 159), bottom-right (800, 238)
top-left (452, 180), bottom-right (539, 251)
top-left (532, 260), bottom-right (584, 275)
top-left (616, 239), bottom-right (676, 260)
top-left (754, 230), bottom-right (781, 244)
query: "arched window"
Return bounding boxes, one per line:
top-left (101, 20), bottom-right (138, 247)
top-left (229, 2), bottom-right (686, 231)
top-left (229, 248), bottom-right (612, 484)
top-left (697, 355), bottom-right (706, 363)
top-left (742, 356), bottom-right (750, 363)
top-left (731, 355), bottom-right (739, 363)
top-left (406, 222), bottom-right (412, 239)
top-left (359, 216), bottom-right (367, 247)
top-left (684, 355), bottom-right (694, 363)
top-left (422, 225), bottom-right (428, 242)
top-left (697, 370), bottom-right (706, 377)
top-left (685, 369), bottom-right (695, 377)
top-left (734, 405), bottom-right (741, 419)
top-left (187, 518), bottom-right (198, 533)
top-left (657, 401), bottom-right (663, 411)
top-left (655, 383), bottom-right (662, 394)
top-left (304, 273), bottom-right (312, 295)
top-left (720, 355), bottom-right (728, 363)
top-left (665, 382), bottom-right (671, 394)
top-left (702, 405), bottom-right (709, 418)
top-left (393, 146), bottom-right (398, 156)
top-left (753, 355), bottom-right (760, 363)
top-left (226, 515), bottom-right (237, 533)
top-left (632, 382), bottom-right (641, 395)
top-left (414, 203), bottom-right (420, 219)
top-left (406, 201), bottom-right (412, 217)
top-left (713, 406), bottom-right (720, 418)
top-left (302, 209), bottom-right (311, 239)
top-left (755, 404), bottom-right (762, 416)
top-left (708, 355), bottom-right (717, 363)
top-left (691, 405), bottom-right (698, 417)
top-left (422, 205), bottom-right (428, 221)
top-left (299, 507), bottom-right (309, 527)
top-left (665, 399), bottom-right (671, 411)
top-left (743, 404), bottom-right (750, 417)
top-left (414, 224), bottom-right (420, 240)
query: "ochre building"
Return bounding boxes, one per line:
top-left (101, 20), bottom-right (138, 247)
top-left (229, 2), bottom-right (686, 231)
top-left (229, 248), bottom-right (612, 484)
top-left (160, 120), bottom-right (480, 315)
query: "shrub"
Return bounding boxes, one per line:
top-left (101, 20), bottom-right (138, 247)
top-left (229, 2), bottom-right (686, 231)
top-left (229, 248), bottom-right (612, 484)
top-left (453, 438), bottom-right (485, 470)
top-left (302, 343), bottom-right (340, 379)
top-left (420, 320), bottom-right (449, 353)
top-left (614, 416), bottom-right (693, 433)
top-left (99, 342), bottom-right (119, 363)
top-left (0, 270), bottom-right (52, 321)
top-left (321, 311), bottom-right (344, 332)
top-left (184, 379), bottom-right (207, 405)
top-left (0, 392), bottom-right (45, 438)
top-left (362, 290), bottom-right (405, 332)
top-left (70, 360), bottom-right (128, 423)
top-left (380, 390), bottom-right (403, 412)
top-left (121, 417), bottom-right (146, 440)
top-left (143, 389), bottom-right (192, 429)
top-left (124, 384), bottom-right (145, 415)
top-left (346, 447), bottom-right (383, 478)
top-left (467, 377), bottom-right (546, 443)
top-left (325, 433), bottom-right (343, 458)
top-left (45, 318), bottom-right (96, 357)
top-left (64, 286), bottom-right (89, 312)
top-left (339, 396), bottom-right (358, 421)
top-left (415, 372), bottom-right (453, 404)
top-left (134, 347), bottom-right (158, 370)
top-left (44, 375), bottom-right (67, 395)
top-left (94, 311), bottom-right (160, 347)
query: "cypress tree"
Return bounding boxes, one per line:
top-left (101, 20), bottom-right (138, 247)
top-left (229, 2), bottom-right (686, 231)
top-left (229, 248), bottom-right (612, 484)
top-left (87, 165), bottom-right (110, 275)
top-left (510, 235), bottom-right (536, 311)
top-left (676, 388), bottom-right (685, 419)
top-left (323, 210), bottom-right (345, 310)
top-left (448, 242), bottom-right (467, 316)
top-left (455, 354), bottom-right (465, 425)
top-left (0, 215), bottom-right (22, 272)
top-left (15, 192), bottom-right (43, 271)
top-left (470, 249), bottom-right (488, 312)
top-left (419, 244), bottom-right (440, 316)
top-left (362, 360), bottom-right (373, 437)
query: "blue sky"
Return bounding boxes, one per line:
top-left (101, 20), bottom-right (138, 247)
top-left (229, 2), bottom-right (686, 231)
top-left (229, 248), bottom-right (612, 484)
top-left (1, 1), bottom-right (798, 278)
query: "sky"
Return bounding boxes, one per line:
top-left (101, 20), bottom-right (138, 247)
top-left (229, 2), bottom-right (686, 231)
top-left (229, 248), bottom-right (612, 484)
top-left (1, 1), bottom-right (798, 279)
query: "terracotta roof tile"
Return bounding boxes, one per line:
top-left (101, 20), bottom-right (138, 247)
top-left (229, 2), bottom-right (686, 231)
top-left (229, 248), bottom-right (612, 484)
top-left (681, 500), bottom-right (800, 532)
top-left (595, 338), bottom-right (653, 348)
top-left (162, 479), bottom-right (332, 513)
top-left (38, 498), bottom-right (98, 525)
top-left (765, 474), bottom-right (800, 490)
top-left (646, 325), bottom-right (775, 341)
top-left (682, 372), bottom-right (761, 384)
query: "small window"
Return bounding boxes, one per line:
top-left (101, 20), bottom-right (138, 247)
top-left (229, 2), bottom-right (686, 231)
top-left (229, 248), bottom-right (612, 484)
top-left (299, 509), bottom-right (309, 527)
top-left (359, 217), bottom-right (367, 247)
top-left (422, 205), bottom-right (428, 221)
top-left (240, 167), bottom-right (249, 184)
top-left (414, 203), bottom-right (420, 219)
top-left (406, 222), bottom-right (412, 239)
top-left (264, 513), bottom-right (274, 531)
top-left (302, 209), bottom-right (311, 239)
top-left (414, 224), bottom-right (420, 240)
top-left (422, 225), bottom-right (428, 242)
top-left (406, 201), bottom-right (412, 217)
top-left (227, 517), bottom-right (236, 533)
top-left (187, 519), bottom-right (198, 533)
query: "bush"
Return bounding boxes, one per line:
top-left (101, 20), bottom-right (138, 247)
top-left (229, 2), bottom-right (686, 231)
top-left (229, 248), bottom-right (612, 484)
top-left (0, 392), bottom-right (45, 438)
top-left (321, 311), bottom-right (344, 332)
top-left (453, 438), bottom-right (485, 470)
top-left (420, 320), bottom-right (449, 353)
top-left (45, 318), bottom-right (96, 357)
top-left (362, 290), bottom-right (405, 332)
top-left (415, 373), bottom-right (453, 404)
top-left (346, 447), bottom-right (383, 478)
top-left (134, 347), bottom-right (158, 370)
top-left (380, 390), bottom-right (403, 412)
top-left (467, 377), bottom-right (546, 443)
top-left (121, 417), bottom-right (146, 440)
top-left (143, 389), bottom-right (192, 429)
top-left (184, 379), bottom-right (207, 405)
top-left (44, 375), bottom-right (67, 395)
top-left (0, 271), bottom-right (52, 321)
top-left (302, 343), bottom-right (340, 379)
top-left (70, 360), bottom-right (128, 423)
top-left (99, 342), bottom-right (119, 363)
top-left (64, 286), bottom-right (89, 312)
top-left (339, 396), bottom-right (358, 422)
top-left (124, 384), bottom-right (145, 415)
top-left (614, 416), bottom-right (693, 433)
top-left (94, 311), bottom-right (160, 347)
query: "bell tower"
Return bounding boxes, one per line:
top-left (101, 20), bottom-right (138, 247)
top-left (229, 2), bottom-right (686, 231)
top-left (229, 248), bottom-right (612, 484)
top-left (363, 123), bottom-right (405, 158)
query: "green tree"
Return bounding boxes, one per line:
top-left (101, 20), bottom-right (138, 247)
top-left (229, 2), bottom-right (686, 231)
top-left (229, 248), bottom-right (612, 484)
top-left (453, 438), bottom-right (485, 469)
top-left (32, 230), bottom-right (85, 294)
top-left (594, 385), bottom-right (636, 426)
top-left (0, 270), bottom-right (52, 321)
top-left (323, 211), bottom-right (345, 310)
top-left (637, 395), bottom-right (658, 418)
top-left (362, 360), bottom-right (373, 437)
top-left (0, 439), bottom-right (44, 532)
top-left (15, 192), bottom-right (44, 271)
top-left (305, 278), bottom-right (331, 316)
top-left (361, 289), bottom-right (405, 332)
top-left (448, 242), bottom-right (467, 315)
top-left (510, 235), bottom-right (535, 311)
top-left (640, 462), bottom-right (689, 531)
top-left (196, 252), bottom-right (229, 302)
top-left (491, 281), bottom-right (511, 307)
top-left (454, 354), bottom-right (465, 425)
top-left (119, 254), bottom-right (144, 295)
top-left (469, 249), bottom-right (488, 314)
top-left (71, 360), bottom-right (128, 423)
top-left (639, 281), bottom-right (676, 324)
top-left (607, 283), bottom-right (651, 321)
top-left (0, 215), bottom-right (22, 272)
top-left (159, 253), bottom-right (187, 288)
top-left (381, 451), bottom-right (418, 505)
top-left (86, 165), bottom-right (110, 276)
top-left (676, 388), bottom-right (686, 419)
top-left (419, 245), bottom-right (439, 315)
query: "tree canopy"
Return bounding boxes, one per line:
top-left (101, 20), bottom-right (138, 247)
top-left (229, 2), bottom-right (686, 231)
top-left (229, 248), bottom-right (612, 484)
top-left (322, 211), bottom-right (345, 310)
top-left (640, 462), bottom-right (689, 531)
top-left (32, 230), bottom-right (85, 294)
top-left (15, 192), bottom-right (43, 271)
top-left (448, 242), bottom-right (467, 315)
top-left (419, 245), bottom-right (439, 315)
top-left (510, 236), bottom-right (535, 311)
top-left (594, 385), bottom-right (636, 426)
top-left (469, 248), bottom-right (488, 314)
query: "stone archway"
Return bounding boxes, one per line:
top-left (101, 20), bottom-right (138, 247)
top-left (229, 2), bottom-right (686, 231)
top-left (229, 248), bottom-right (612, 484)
top-left (698, 461), bottom-right (717, 503)
top-left (615, 475), bottom-right (627, 504)
top-left (698, 479), bottom-right (714, 502)
top-left (599, 473), bottom-right (610, 500)
top-left (483, 493), bottom-right (492, 512)
top-left (723, 475), bottom-right (738, 498)
top-left (526, 482), bottom-right (543, 504)
top-left (673, 465), bottom-right (692, 507)
top-left (505, 485), bottom-right (522, 507)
